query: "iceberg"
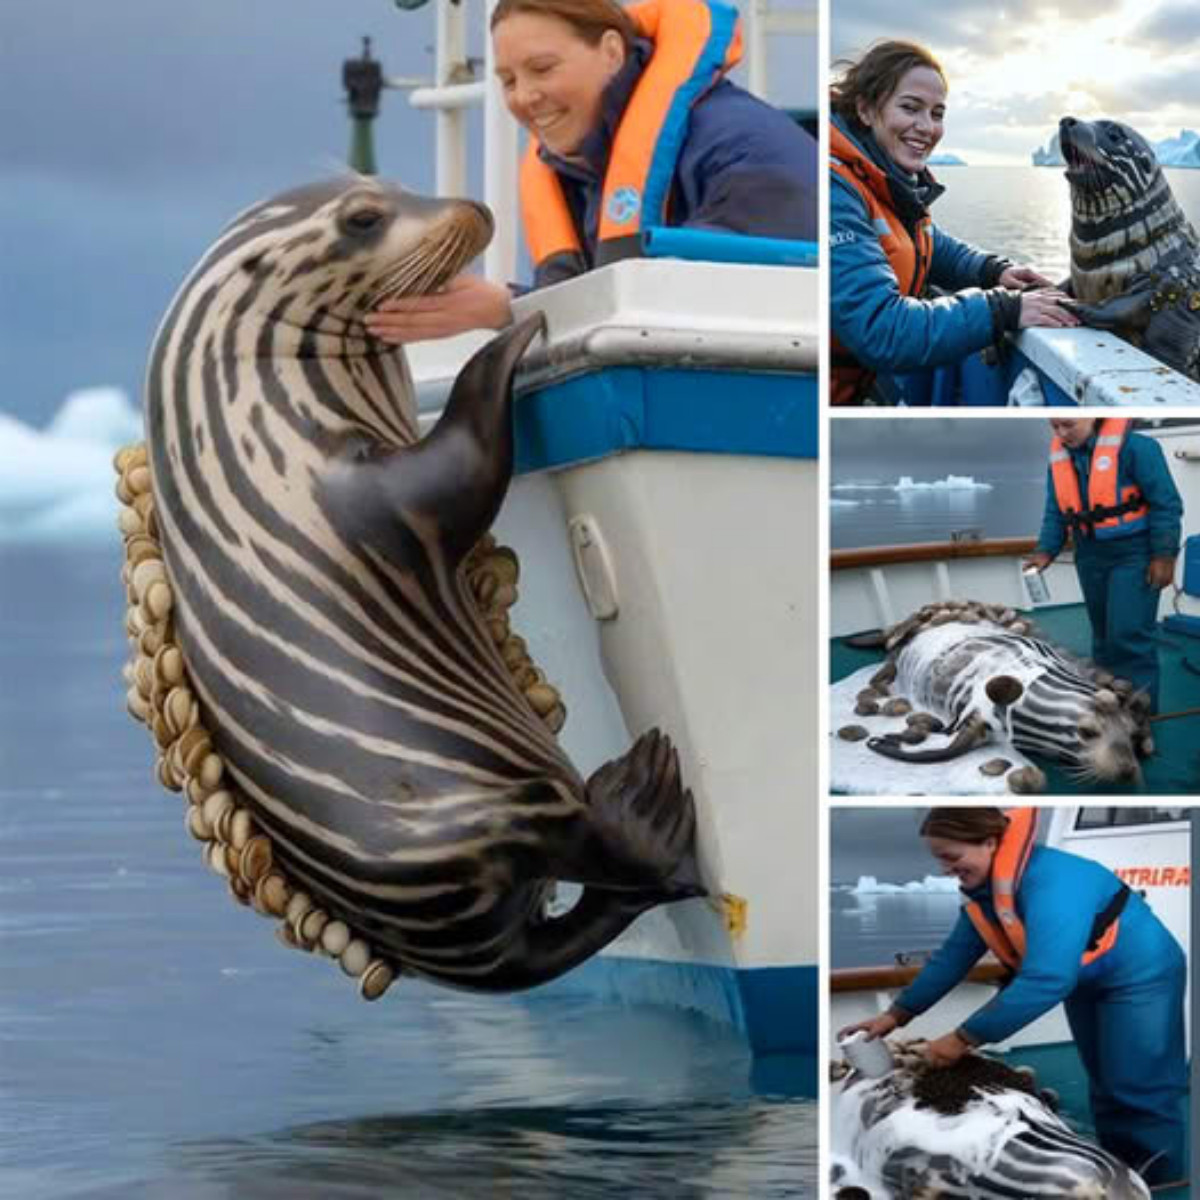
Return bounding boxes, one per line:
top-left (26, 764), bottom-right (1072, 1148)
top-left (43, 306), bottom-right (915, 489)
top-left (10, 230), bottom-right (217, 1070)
top-left (1033, 126), bottom-right (1200, 169)
top-left (0, 387), bottom-right (143, 545)
top-left (895, 474), bottom-right (992, 492)
top-left (851, 874), bottom-right (962, 895)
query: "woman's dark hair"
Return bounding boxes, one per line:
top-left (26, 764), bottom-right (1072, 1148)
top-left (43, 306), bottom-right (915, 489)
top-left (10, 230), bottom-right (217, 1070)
top-left (830, 39), bottom-right (946, 124)
top-left (920, 807), bottom-right (1010, 843)
top-left (491, 0), bottom-right (637, 51)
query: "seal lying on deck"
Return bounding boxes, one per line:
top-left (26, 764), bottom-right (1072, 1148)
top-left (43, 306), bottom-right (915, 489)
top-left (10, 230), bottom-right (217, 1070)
top-left (831, 1040), bottom-right (1151, 1199)
top-left (1058, 115), bottom-right (1200, 380)
top-left (117, 176), bottom-right (704, 998)
top-left (844, 601), bottom-right (1153, 787)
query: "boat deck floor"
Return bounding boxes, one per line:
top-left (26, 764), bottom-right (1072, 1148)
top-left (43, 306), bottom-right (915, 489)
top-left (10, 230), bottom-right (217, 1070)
top-left (831, 602), bottom-right (1200, 795)
top-left (998, 1043), bottom-right (1190, 1198)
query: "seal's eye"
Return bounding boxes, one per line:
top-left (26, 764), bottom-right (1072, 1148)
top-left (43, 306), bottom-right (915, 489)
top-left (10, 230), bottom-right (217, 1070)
top-left (343, 208), bottom-right (385, 235)
top-left (1079, 724), bottom-right (1101, 740)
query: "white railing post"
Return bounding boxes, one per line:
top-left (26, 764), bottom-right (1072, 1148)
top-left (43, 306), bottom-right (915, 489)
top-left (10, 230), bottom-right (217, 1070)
top-left (435, 0), bottom-right (468, 197)
top-left (483, 0), bottom-right (520, 284)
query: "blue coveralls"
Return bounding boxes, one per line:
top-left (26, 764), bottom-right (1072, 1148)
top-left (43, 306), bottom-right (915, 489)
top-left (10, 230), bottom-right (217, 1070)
top-left (895, 846), bottom-right (1189, 1184)
top-left (532, 39), bottom-right (819, 287)
top-left (829, 115), bottom-right (1012, 381)
top-left (1036, 431), bottom-right (1182, 711)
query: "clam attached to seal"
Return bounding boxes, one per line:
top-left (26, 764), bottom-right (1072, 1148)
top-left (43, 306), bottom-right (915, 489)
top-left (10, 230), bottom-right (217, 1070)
top-left (1059, 115), bottom-right (1200, 380)
top-left (115, 176), bottom-right (705, 996)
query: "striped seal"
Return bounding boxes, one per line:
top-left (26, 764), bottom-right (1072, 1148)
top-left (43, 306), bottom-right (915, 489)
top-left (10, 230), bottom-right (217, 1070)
top-left (832, 1041), bottom-right (1151, 1199)
top-left (845, 601), bottom-right (1153, 787)
top-left (1059, 115), bottom-right (1200, 380)
top-left (132, 176), bottom-right (704, 994)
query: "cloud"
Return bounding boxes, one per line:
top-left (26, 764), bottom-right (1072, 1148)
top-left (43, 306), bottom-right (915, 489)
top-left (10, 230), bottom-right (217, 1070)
top-left (1132, 1), bottom-right (1200, 51)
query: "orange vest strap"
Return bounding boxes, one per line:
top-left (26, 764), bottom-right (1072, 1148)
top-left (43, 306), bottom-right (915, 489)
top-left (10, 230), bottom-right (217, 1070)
top-left (829, 124), bottom-right (933, 405)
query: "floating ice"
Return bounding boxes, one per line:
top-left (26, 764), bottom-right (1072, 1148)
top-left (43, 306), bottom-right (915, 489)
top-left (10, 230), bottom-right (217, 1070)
top-left (895, 474), bottom-right (992, 492)
top-left (833, 475), bottom-right (993, 494)
top-left (0, 388), bottom-right (142, 545)
top-left (851, 875), bottom-right (961, 896)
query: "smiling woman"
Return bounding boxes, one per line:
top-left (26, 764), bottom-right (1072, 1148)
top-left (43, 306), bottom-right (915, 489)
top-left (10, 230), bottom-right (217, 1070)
top-left (828, 39), bottom-right (1078, 406)
top-left (366, 0), bottom-right (818, 345)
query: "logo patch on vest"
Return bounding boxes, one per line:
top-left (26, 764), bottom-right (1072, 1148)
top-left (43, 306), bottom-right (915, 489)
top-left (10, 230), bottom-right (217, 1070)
top-left (606, 186), bottom-right (641, 226)
top-left (1097, 455), bottom-right (1113, 470)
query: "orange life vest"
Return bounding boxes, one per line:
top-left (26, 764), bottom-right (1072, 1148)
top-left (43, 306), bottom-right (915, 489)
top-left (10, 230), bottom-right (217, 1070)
top-left (829, 122), bottom-right (934, 406)
top-left (1049, 418), bottom-right (1149, 539)
top-left (519, 0), bottom-right (742, 278)
top-left (964, 807), bottom-right (1124, 972)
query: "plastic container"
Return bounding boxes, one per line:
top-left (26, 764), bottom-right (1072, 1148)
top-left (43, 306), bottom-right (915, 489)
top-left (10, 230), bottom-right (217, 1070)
top-left (839, 1031), bottom-right (895, 1078)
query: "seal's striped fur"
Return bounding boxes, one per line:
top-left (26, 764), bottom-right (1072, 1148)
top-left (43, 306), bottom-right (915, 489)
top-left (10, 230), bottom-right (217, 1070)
top-left (847, 602), bottom-right (1152, 787)
top-left (1059, 116), bottom-right (1200, 380)
top-left (833, 1043), bottom-right (1151, 1199)
top-left (133, 176), bottom-right (703, 994)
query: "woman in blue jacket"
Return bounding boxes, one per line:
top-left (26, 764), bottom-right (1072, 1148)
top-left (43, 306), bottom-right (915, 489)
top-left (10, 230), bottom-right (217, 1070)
top-left (830, 40), bottom-right (1077, 405)
top-left (840, 807), bottom-right (1189, 1188)
top-left (368, 0), bottom-right (817, 344)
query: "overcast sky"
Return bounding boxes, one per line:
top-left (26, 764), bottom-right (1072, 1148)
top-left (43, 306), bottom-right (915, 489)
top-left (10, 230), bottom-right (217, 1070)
top-left (830, 807), bottom-right (939, 883)
top-left (831, 417), bottom-right (1053, 484)
top-left (832, 1), bottom-right (1200, 165)
top-left (2, 0), bottom-right (815, 427)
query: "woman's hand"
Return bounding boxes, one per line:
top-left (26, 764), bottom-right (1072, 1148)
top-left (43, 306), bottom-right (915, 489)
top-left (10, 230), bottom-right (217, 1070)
top-left (1147, 556), bottom-right (1177, 590)
top-left (364, 274), bottom-right (513, 345)
top-left (1017, 289), bottom-right (1081, 329)
top-left (923, 1030), bottom-right (971, 1068)
top-left (1022, 551), bottom-right (1054, 573)
top-left (838, 1011), bottom-right (900, 1042)
top-left (998, 265), bottom-right (1056, 290)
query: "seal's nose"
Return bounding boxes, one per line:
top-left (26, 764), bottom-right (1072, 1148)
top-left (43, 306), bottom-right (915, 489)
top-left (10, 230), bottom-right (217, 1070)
top-left (1060, 116), bottom-right (1077, 130)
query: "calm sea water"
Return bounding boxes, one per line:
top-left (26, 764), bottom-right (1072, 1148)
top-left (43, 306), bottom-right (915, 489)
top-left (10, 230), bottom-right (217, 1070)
top-left (0, 546), bottom-right (816, 1200)
top-left (931, 165), bottom-right (1200, 280)
top-left (830, 887), bottom-right (960, 971)
top-left (830, 469), bottom-right (1047, 548)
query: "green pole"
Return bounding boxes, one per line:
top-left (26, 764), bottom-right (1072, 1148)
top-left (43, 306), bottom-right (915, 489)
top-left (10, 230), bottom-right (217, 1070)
top-left (343, 37), bottom-right (383, 175)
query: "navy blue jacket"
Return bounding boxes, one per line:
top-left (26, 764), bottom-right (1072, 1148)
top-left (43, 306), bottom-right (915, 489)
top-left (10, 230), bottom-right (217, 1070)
top-left (533, 41), bottom-right (818, 288)
top-left (895, 846), bottom-right (1184, 1045)
top-left (830, 114), bottom-right (1013, 372)
top-left (1036, 430), bottom-right (1182, 559)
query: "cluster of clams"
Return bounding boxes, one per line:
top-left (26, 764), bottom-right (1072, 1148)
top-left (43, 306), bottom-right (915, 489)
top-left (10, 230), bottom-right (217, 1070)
top-left (462, 535), bottom-right (567, 734)
top-left (114, 444), bottom-right (568, 1000)
top-left (114, 442), bottom-right (397, 1000)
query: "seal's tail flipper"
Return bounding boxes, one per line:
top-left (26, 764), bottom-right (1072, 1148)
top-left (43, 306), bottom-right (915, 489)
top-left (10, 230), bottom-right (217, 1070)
top-left (581, 729), bottom-right (706, 900)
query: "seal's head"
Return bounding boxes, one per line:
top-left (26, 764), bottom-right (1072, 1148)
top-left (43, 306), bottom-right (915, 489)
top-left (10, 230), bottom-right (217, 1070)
top-left (200, 176), bottom-right (493, 332)
top-left (1060, 116), bottom-right (1160, 207)
top-left (1073, 692), bottom-right (1150, 786)
top-left (1059, 116), bottom-right (1198, 306)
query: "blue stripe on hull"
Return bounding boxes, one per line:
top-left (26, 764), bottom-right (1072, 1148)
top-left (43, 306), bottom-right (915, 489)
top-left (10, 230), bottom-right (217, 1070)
top-left (543, 956), bottom-right (818, 1060)
top-left (514, 368), bottom-right (819, 474)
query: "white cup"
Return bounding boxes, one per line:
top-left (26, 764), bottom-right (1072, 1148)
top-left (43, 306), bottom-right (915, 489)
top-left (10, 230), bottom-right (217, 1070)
top-left (839, 1030), bottom-right (895, 1078)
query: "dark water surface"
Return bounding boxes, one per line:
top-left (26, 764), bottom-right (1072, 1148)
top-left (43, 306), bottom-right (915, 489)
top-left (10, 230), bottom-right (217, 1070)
top-left (0, 546), bottom-right (816, 1199)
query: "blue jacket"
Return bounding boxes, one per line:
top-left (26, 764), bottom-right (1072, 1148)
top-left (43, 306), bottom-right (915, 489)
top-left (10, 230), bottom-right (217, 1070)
top-left (830, 114), bottom-right (1011, 372)
top-left (1037, 430), bottom-right (1182, 559)
top-left (895, 846), bottom-right (1184, 1045)
top-left (533, 40), bottom-right (818, 287)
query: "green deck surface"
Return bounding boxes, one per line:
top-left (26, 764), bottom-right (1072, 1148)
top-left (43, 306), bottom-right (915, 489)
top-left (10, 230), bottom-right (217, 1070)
top-left (831, 603), bottom-right (1200, 795)
top-left (998, 1042), bottom-right (1191, 1198)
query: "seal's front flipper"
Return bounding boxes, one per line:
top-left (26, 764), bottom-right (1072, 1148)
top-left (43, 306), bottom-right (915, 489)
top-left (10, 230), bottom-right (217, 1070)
top-left (578, 729), bottom-right (706, 900)
top-left (320, 313), bottom-right (547, 571)
top-left (867, 715), bottom-right (991, 764)
top-left (1073, 277), bottom-right (1156, 335)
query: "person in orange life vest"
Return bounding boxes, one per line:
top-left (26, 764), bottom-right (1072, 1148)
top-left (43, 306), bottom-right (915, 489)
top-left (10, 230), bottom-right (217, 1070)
top-left (1024, 418), bottom-right (1182, 713)
top-left (829, 41), bottom-right (1078, 406)
top-left (838, 808), bottom-right (1188, 1187)
top-left (366, 0), bottom-right (817, 346)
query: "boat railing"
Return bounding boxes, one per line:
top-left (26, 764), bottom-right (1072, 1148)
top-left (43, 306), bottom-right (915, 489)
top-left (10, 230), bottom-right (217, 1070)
top-left (829, 536), bottom-right (1082, 632)
top-left (831, 961), bottom-right (1008, 993)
